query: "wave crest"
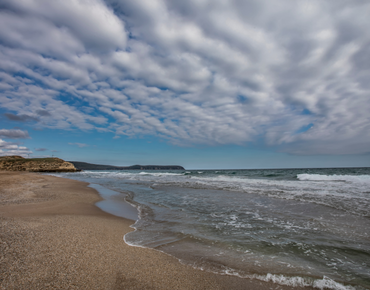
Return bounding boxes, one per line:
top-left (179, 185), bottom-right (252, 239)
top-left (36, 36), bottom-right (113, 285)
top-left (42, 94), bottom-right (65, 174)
top-left (297, 174), bottom-right (370, 183)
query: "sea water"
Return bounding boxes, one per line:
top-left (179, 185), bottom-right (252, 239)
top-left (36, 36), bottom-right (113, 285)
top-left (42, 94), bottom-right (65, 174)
top-left (50, 167), bottom-right (370, 289)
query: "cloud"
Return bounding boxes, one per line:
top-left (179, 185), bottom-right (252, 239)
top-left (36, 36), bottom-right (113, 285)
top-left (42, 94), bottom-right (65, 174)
top-left (0, 129), bottom-right (30, 139)
top-left (0, 0), bottom-right (127, 54)
top-left (0, 0), bottom-right (369, 154)
top-left (68, 142), bottom-right (89, 148)
top-left (5, 113), bottom-right (39, 122)
top-left (0, 138), bottom-right (32, 157)
top-left (36, 110), bottom-right (51, 117)
top-left (35, 148), bottom-right (47, 152)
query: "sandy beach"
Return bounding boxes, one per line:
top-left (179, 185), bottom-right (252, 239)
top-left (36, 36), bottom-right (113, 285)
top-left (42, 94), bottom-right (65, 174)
top-left (0, 171), bottom-right (309, 290)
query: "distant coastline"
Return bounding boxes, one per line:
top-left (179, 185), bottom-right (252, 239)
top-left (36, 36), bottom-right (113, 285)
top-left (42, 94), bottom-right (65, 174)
top-left (69, 161), bottom-right (185, 171)
top-left (0, 156), bottom-right (185, 172)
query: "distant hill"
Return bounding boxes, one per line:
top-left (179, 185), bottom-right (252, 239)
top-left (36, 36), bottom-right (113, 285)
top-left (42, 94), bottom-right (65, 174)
top-left (69, 161), bottom-right (185, 171)
top-left (67, 161), bottom-right (119, 170)
top-left (0, 156), bottom-right (77, 172)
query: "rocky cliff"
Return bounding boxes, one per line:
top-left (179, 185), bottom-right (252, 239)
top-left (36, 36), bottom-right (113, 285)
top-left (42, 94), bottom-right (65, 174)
top-left (0, 156), bottom-right (77, 172)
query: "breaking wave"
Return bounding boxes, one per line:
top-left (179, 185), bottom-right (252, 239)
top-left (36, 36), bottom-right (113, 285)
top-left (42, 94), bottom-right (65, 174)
top-left (297, 174), bottom-right (370, 183)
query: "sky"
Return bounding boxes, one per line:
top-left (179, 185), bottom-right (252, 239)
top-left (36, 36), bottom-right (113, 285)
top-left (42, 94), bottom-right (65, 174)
top-left (0, 0), bottom-right (370, 169)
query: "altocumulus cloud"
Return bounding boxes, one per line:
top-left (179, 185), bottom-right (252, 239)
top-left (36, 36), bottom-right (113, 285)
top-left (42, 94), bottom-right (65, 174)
top-left (0, 129), bottom-right (31, 156)
top-left (0, 129), bottom-right (30, 139)
top-left (0, 140), bottom-right (32, 157)
top-left (35, 148), bottom-right (48, 152)
top-left (0, 0), bottom-right (369, 154)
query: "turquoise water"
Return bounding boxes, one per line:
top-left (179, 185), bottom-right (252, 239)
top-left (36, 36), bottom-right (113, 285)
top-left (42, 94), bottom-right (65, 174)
top-left (51, 167), bottom-right (370, 289)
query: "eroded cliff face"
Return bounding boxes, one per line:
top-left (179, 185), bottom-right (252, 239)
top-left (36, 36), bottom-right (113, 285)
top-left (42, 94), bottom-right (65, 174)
top-left (0, 156), bottom-right (77, 172)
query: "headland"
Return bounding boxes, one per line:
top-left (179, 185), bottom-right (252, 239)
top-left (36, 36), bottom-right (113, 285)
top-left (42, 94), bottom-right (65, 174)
top-left (0, 156), bottom-right (77, 172)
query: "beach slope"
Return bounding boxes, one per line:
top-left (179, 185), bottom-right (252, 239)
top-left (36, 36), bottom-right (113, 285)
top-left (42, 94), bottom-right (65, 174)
top-left (0, 172), bottom-right (307, 290)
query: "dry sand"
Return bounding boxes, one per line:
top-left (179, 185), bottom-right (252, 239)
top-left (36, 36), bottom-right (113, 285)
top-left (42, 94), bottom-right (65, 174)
top-left (0, 171), bottom-right (309, 290)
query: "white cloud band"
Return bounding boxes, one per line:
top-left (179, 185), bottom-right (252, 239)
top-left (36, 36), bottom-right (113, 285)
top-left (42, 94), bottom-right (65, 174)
top-left (0, 0), bottom-right (369, 154)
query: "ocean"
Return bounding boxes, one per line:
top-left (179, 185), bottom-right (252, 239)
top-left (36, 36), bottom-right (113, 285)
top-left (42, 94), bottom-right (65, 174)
top-left (49, 167), bottom-right (370, 289)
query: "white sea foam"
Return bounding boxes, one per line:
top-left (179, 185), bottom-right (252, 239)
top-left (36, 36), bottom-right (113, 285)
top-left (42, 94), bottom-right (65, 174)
top-left (138, 172), bottom-right (184, 176)
top-left (80, 171), bottom-right (135, 177)
top-left (210, 267), bottom-right (356, 290)
top-left (297, 174), bottom-right (370, 183)
top-left (250, 274), bottom-right (356, 290)
top-left (190, 175), bottom-right (250, 183)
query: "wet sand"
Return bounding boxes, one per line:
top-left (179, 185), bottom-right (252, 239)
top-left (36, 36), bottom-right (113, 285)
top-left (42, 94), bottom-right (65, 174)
top-left (0, 171), bottom-right (309, 289)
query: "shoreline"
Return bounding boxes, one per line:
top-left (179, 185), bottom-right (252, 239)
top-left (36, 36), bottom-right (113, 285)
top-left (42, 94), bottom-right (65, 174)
top-left (0, 171), bottom-right (310, 289)
top-left (87, 183), bottom-right (139, 221)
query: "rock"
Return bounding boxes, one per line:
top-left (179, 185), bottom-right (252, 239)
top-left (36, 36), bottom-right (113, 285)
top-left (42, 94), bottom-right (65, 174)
top-left (0, 156), bottom-right (77, 172)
